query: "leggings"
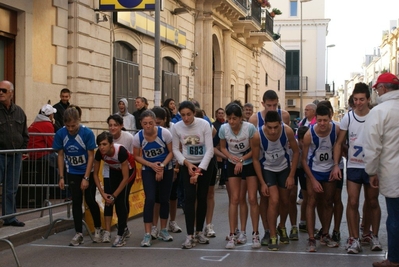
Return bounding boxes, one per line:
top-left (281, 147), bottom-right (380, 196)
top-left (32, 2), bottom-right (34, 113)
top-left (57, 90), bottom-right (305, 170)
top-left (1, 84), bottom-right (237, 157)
top-left (180, 164), bottom-right (211, 235)
top-left (68, 172), bottom-right (101, 233)
top-left (103, 170), bottom-right (134, 217)
top-left (142, 169), bottom-right (173, 223)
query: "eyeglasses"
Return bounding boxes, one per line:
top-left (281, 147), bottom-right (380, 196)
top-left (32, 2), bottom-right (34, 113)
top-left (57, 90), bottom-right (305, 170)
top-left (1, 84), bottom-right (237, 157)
top-left (0, 88), bottom-right (9, 94)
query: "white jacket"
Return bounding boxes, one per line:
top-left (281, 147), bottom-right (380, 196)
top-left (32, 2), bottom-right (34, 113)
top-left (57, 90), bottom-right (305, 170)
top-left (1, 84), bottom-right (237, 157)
top-left (363, 89), bottom-right (399, 198)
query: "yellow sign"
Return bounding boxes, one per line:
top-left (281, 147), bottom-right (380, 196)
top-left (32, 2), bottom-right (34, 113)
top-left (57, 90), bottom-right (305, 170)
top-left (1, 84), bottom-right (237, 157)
top-left (117, 12), bottom-right (186, 49)
top-left (99, 0), bottom-right (160, 11)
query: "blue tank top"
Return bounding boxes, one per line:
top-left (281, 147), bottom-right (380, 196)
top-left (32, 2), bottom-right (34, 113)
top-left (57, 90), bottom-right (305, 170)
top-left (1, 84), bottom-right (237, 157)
top-left (138, 126), bottom-right (171, 170)
top-left (257, 109), bottom-right (283, 128)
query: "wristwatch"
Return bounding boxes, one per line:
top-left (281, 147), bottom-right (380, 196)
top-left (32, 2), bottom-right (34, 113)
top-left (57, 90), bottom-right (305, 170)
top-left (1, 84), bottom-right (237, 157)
top-left (83, 176), bottom-right (90, 181)
top-left (109, 195), bottom-right (115, 201)
top-left (239, 158), bottom-right (243, 163)
top-left (159, 163), bottom-right (165, 167)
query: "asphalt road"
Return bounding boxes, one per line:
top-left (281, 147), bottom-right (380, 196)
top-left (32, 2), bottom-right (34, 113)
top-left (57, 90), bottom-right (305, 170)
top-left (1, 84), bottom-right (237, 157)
top-left (0, 184), bottom-right (387, 267)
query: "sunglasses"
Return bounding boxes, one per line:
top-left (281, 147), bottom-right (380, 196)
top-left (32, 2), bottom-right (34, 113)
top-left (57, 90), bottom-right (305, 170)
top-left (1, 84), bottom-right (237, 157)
top-left (0, 88), bottom-right (9, 94)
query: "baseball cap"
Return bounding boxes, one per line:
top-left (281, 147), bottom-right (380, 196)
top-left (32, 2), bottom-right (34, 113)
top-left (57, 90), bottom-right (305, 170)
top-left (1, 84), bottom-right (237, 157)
top-left (372, 73), bottom-right (399, 88)
top-left (41, 104), bottom-right (57, 116)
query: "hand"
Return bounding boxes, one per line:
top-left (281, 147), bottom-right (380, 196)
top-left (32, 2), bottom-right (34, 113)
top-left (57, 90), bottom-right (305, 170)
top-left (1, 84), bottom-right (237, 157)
top-left (369, 175), bottom-right (379, 189)
top-left (329, 165), bottom-right (342, 181)
top-left (104, 194), bottom-right (115, 206)
top-left (58, 178), bottom-right (65, 190)
top-left (80, 179), bottom-right (89, 191)
top-left (285, 176), bottom-right (294, 190)
top-left (260, 183), bottom-right (269, 197)
top-left (155, 170), bottom-right (164, 181)
top-left (312, 179), bottom-right (323, 193)
top-left (234, 162), bottom-right (243, 175)
top-left (190, 174), bottom-right (199, 185)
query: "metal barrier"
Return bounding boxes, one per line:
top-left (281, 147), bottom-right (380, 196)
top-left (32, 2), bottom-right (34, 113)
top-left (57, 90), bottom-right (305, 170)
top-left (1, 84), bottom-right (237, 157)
top-left (0, 133), bottom-right (73, 267)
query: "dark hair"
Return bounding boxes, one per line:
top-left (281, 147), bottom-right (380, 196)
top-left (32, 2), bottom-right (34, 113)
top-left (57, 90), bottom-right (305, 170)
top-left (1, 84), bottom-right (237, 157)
top-left (353, 82), bottom-right (370, 99)
top-left (64, 106), bottom-right (81, 123)
top-left (135, 96), bottom-right (147, 105)
top-left (244, 103), bottom-right (254, 109)
top-left (225, 103), bottom-right (243, 117)
top-left (191, 99), bottom-right (201, 108)
top-left (348, 95), bottom-right (354, 108)
top-left (214, 108), bottom-right (224, 117)
top-left (140, 109), bottom-right (156, 121)
top-left (264, 110), bottom-right (281, 123)
top-left (107, 114), bottom-right (124, 125)
top-left (316, 104), bottom-right (331, 117)
top-left (96, 131), bottom-right (113, 146)
top-left (152, 106), bottom-right (171, 128)
top-left (162, 98), bottom-right (175, 111)
top-left (317, 100), bottom-right (333, 115)
top-left (297, 126), bottom-right (309, 140)
top-left (178, 101), bottom-right (196, 113)
top-left (195, 108), bottom-right (204, 118)
top-left (60, 88), bottom-right (71, 95)
top-left (231, 99), bottom-right (243, 109)
top-left (262, 90), bottom-right (278, 102)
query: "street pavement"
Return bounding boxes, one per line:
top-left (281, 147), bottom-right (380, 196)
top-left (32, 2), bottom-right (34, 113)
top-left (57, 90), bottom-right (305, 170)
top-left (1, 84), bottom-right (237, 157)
top-left (0, 183), bottom-right (387, 267)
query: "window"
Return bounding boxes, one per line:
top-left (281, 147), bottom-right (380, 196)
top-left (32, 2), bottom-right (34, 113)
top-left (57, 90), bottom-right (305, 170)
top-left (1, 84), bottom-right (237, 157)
top-left (162, 57), bottom-right (179, 103)
top-left (113, 42), bottom-right (139, 113)
top-left (245, 84), bottom-right (250, 104)
top-left (265, 73), bottom-right (268, 86)
top-left (290, 0), bottom-right (298, 16)
top-left (285, 50), bottom-right (300, 91)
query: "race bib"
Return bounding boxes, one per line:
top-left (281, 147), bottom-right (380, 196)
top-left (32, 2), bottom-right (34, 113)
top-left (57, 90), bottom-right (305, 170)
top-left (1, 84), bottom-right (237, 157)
top-left (66, 155), bottom-right (87, 166)
top-left (187, 145), bottom-right (205, 156)
top-left (144, 147), bottom-right (165, 158)
top-left (265, 149), bottom-right (285, 163)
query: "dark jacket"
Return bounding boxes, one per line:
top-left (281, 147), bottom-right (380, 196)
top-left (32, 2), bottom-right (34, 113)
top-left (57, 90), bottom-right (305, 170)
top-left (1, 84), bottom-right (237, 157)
top-left (133, 107), bottom-right (147, 130)
top-left (0, 102), bottom-right (29, 150)
top-left (53, 101), bottom-right (69, 132)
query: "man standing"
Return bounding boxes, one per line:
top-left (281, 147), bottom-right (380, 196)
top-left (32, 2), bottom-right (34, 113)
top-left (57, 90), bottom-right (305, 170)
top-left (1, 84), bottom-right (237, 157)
top-left (133, 96), bottom-right (147, 130)
top-left (363, 73), bottom-right (399, 267)
top-left (298, 103), bottom-right (316, 127)
top-left (0, 80), bottom-right (29, 227)
top-left (301, 105), bottom-right (340, 252)
top-left (116, 98), bottom-right (136, 135)
top-left (53, 88), bottom-right (71, 132)
top-left (332, 83), bottom-right (381, 254)
top-left (249, 90), bottom-right (291, 246)
top-left (243, 103), bottom-right (254, 121)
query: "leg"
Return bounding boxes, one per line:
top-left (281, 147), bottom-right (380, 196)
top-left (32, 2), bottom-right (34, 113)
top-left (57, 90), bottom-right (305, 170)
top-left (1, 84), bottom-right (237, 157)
top-left (84, 173), bottom-right (102, 228)
top-left (346, 180), bottom-right (362, 238)
top-left (239, 179), bottom-right (249, 233)
top-left (385, 197), bottom-right (399, 264)
top-left (142, 170), bottom-right (158, 234)
top-left (228, 177), bottom-right (241, 235)
top-left (320, 181), bottom-right (336, 236)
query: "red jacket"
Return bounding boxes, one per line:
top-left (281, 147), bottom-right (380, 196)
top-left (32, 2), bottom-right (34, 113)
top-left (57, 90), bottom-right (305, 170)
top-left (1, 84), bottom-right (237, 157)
top-left (27, 114), bottom-right (55, 159)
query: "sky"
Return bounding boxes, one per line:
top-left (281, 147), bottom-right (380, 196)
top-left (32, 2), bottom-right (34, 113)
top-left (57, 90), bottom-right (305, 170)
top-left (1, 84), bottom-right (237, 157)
top-left (325, 0), bottom-right (399, 88)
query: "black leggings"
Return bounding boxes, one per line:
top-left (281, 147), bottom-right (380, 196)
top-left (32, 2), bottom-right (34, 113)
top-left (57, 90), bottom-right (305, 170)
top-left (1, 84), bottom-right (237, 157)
top-left (180, 164), bottom-right (211, 235)
top-left (68, 172), bottom-right (101, 233)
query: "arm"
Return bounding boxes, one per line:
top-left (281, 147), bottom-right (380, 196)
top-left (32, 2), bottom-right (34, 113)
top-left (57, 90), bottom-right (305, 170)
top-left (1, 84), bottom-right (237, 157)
top-left (285, 126), bottom-right (299, 189)
top-left (301, 131), bottom-right (323, 193)
top-left (198, 123), bottom-right (215, 171)
top-left (81, 149), bottom-right (94, 191)
top-left (57, 149), bottom-right (65, 190)
top-left (93, 159), bottom-right (106, 197)
top-left (331, 128), bottom-right (346, 180)
top-left (112, 160), bottom-right (130, 198)
top-left (250, 131), bottom-right (269, 196)
top-left (363, 112), bottom-right (383, 177)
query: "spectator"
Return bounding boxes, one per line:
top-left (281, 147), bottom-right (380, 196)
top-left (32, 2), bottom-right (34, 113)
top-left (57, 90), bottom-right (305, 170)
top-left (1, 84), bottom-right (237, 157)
top-left (133, 96), bottom-right (147, 130)
top-left (363, 72), bottom-right (399, 267)
top-left (0, 80), bottom-right (29, 227)
top-left (53, 88), bottom-right (71, 132)
top-left (115, 98), bottom-right (137, 135)
top-left (243, 103), bottom-right (254, 121)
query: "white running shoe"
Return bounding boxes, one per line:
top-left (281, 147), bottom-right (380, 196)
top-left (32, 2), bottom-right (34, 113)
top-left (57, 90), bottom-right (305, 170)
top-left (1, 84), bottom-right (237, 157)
top-left (204, 223), bottom-right (216, 237)
top-left (102, 231), bottom-right (111, 243)
top-left (168, 221), bottom-right (182, 233)
top-left (151, 226), bottom-right (159, 240)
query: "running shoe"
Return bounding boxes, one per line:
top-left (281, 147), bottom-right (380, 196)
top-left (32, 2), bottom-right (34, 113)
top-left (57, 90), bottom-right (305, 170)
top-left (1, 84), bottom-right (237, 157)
top-left (314, 228), bottom-right (323, 240)
top-left (299, 222), bottom-right (307, 233)
top-left (261, 230), bottom-right (270, 246)
top-left (141, 233), bottom-right (152, 247)
top-left (307, 238), bottom-right (317, 252)
top-left (122, 227), bottom-right (131, 240)
top-left (347, 238), bottom-right (362, 254)
top-left (268, 236), bottom-right (279, 251)
top-left (225, 235), bottom-right (236, 249)
top-left (182, 235), bottom-right (196, 249)
top-left (332, 230), bottom-right (341, 242)
top-left (289, 226), bottom-right (299, 241)
top-left (93, 227), bottom-right (103, 243)
top-left (361, 233), bottom-right (373, 244)
top-left (277, 226), bottom-right (290, 244)
top-left (251, 234), bottom-right (261, 249)
top-left (102, 231), bottom-right (111, 243)
top-left (237, 232), bottom-right (247, 244)
top-left (204, 223), bottom-right (216, 237)
top-left (151, 226), bottom-right (159, 240)
top-left (112, 235), bottom-right (126, 247)
top-left (345, 237), bottom-right (353, 250)
top-left (320, 234), bottom-right (339, 248)
top-left (194, 231), bottom-right (210, 244)
top-left (158, 228), bottom-right (174, 242)
top-left (69, 233), bottom-right (84, 246)
top-left (370, 235), bottom-right (383, 251)
top-left (168, 221), bottom-right (182, 233)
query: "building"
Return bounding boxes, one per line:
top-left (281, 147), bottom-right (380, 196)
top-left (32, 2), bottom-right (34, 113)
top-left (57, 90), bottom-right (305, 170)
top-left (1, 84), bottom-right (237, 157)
top-left (0, 0), bottom-right (286, 128)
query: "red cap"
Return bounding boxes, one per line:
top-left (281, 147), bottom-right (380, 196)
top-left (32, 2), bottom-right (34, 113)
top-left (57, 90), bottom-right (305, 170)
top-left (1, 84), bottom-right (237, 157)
top-left (372, 73), bottom-right (399, 88)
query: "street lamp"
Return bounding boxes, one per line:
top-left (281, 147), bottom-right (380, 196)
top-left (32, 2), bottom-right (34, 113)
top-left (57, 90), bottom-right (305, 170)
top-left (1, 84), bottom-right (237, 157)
top-left (299, 0), bottom-right (312, 119)
top-left (326, 44), bottom-right (336, 85)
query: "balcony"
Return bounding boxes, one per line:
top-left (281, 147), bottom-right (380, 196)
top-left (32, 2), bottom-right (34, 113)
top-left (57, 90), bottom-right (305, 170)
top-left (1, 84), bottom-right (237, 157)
top-left (232, 1), bottom-right (274, 46)
top-left (286, 75), bottom-right (308, 92)
top-left (325, 83), bottom-right (335, 96)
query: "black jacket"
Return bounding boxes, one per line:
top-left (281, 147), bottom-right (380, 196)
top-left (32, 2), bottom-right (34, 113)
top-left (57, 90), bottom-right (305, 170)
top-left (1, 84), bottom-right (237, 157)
top-left (0, 102), bottom-right (29, 150)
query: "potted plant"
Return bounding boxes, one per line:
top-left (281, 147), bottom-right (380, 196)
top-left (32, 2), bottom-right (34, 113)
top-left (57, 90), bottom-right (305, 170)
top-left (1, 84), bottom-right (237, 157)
top-left (270, 8), bottom-right (282, 17)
